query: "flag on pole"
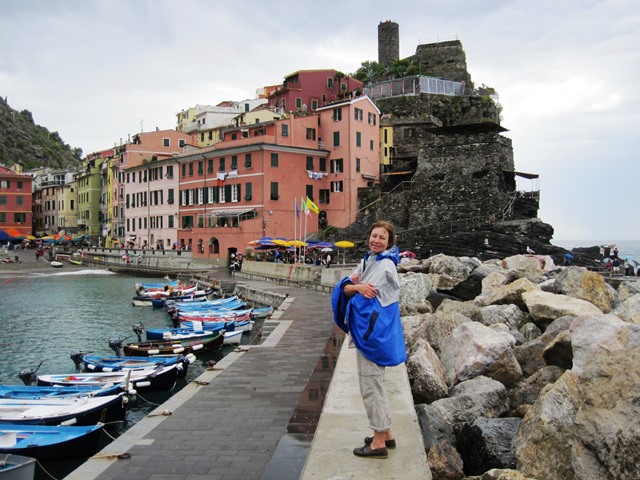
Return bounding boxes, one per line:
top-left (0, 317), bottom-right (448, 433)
top-left (306, 197), bottom-right (319, 215)
top-left (302, 197), bottom-right (309, 216)
top-left (295, 198), bottom-right (300, 219)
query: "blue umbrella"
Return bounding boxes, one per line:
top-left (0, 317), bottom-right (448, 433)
top-left (563, 253), bottom-right (574, 260)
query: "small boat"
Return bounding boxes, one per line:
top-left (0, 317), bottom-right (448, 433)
top-left (50, 261), bottom-right (63, 268)
top-left (170, 295), bottom-right (241, 311)
top-left (68, 258), bottom-right (84, 266)
top-left (134, 279), bottom-right (180, 293)
top-left (182, 319), bottom-right (254, 333)
top-left (38, 364), bottom-right (180, 393)
top-left (0, 393), bottom-right (128, 427)
top-left (81, 353), bottom-right (193, 378)
top-left (223, 330), bottom-right (243, 346)
top-left (150, 290), bottom-right (213, 308)
top-left (177, 308), bottom-right (252, 321)
top-left (122, 331), bottom-right (224, 357)
top-left (251, 306), bottom-right (274, 319)
top-left (0, 453), bottom-right (36, 479)
top-left (0, 384), bottom-right (123, 399)
top-left (144, 323), bottom-right (227, 341)
top-left (0, 424), bottom-right (104, 461)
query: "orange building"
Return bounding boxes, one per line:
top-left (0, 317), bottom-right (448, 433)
top-left (0, 165), bottom-right (33, 237)
top-left (176, 95), bottom-right (380, 262)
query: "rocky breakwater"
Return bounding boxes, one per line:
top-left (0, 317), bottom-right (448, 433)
top-left (397, 253), bottom-right (640, 480)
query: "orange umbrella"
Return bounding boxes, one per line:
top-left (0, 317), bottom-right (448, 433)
top-left (5, 227), bottom-right (23, 237)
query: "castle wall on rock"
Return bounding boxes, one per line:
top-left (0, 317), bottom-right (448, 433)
top-left (359, 132), bottom-right (515, 235)
top-left (408, 40), bottom-right (473, 88)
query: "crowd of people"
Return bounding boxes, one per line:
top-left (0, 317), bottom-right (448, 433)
top-left (600, 245), bottom-right (639, 276)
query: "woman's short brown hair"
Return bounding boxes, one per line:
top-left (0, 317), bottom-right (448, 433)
top-left (368, 220), bottom-right (396, 248)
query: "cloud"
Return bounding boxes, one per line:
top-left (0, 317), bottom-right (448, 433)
top-left (1, 0), bottom-right (639, 241)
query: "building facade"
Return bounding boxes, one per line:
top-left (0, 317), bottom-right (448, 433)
top-left (0, 165), bottom-right (33, 237)
top-left (267, 69), bottom-right (364, 113)
top-left (176, 95), bottom-right (381, 262)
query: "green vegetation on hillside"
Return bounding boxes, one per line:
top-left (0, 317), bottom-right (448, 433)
top-left (0, 96), bottom-right (83, 170)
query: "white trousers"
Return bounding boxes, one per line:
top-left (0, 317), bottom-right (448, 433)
top-left (356, 349), bottom-right (391, 432)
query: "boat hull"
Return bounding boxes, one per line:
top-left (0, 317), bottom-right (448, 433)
top-left (0, 453), bottom-right (36, 479)
top-left (0, 424), bottom-right (104, 460)
top-left (122, 331), bottom-right (224, 357)
top-left (81, 354), bottom-right (190, 379)
top-left (0, 394), bottom-right (128, 428)
top-left (38, 364), bottom-right (180, 392)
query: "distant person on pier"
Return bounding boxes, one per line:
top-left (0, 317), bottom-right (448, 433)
top-left (331, 220), bottom-right (407, 459)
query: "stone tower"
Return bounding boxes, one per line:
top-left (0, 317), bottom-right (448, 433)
top-left (378, 20), bottom-right (399, 68)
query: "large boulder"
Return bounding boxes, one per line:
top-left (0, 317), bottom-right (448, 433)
top-left (500, 255), bottom-right (547, 280)
top-left (569, 313), bottom-right (640, 375)
top-left (455, 417), bottom-right (522, 475)
top-left (553, 267), bottom-right (616, 313)
top-left (436, 298), bottom-right (482, 322)
top-left (479, 304), bottom-right (528, 330)
top-left (400, 271), bottom-right (433, 305)
top-left (613, 293), bottom-right (640, 324)
top-left (418, 376), bottom-right (509, 435)
top-left (514, 324), bottom-right (640, 480)
top-left (428, 254), bottom-right (472, 280)
top-left (616, 280), bottom-right (640, 304)
top-left (406, 338), bottom-right (448, 403)
top-left (440, 322), bottom-right (522, 387)
top-left (521, 290), bottom-right (602, 330)
top-left (481, 278), bottom-right (539, 310)
top-left (514, 316), bottom-right (572, 377)
top-left (416, 310), bottom-right (472, 355)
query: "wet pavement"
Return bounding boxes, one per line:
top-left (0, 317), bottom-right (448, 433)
top-left (67, 271), bottom-right (340, 480)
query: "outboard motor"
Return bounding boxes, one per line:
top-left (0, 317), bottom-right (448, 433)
top-left (109, 337), bottom-right (126, 356)
top-left (133, 323), bottom-right (146, 342)
top-left (19, 369), bottom-right (37, 386)
top-left (70, 351), bottom-right (88, 371)
top-left (18, 360), bottom-right (45, 385)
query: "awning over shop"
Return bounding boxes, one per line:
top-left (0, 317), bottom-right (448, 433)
top-left (202, 208), bottom-right (256, 218)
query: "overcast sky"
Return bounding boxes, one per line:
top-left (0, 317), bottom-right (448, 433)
top-left (1, 0), bottom-right (638, 243)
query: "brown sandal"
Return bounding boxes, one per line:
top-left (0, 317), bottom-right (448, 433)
top-left (353, 445), bottom-right (388, 458)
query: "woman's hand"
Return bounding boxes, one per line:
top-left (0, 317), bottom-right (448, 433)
top-left (357, 282), bottom-right (377, 299)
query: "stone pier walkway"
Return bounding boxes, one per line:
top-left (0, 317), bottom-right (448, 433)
top-left (67, 272), bottom-right (429, 480)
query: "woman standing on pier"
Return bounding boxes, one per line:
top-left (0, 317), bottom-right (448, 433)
top-left (331, 220), bottom-right (407, 459)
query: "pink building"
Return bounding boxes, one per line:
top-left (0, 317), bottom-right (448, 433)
top-left (176, 95), bottom-right (380, 262)
top-left (0, 165), bottom-right (33, 237)
top-left (116, 129), bottom-right (195, 247)
top-left (123, 157), bottom-right (180, 250)
top-left (267, 69), bottom-right (364, 112)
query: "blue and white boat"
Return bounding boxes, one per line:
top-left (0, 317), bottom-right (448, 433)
top-left (81, 353), bottom-right (193, 378)
top-left (37, 363), bottom-right (181, 393)
top-left (0, 424), bottom-right (104, 460)
top-left (0, 393), bottom-right (128, 427)
top-left (144, 322), bottom-right (227, 341)
top-left (0, 384), bottom-right (123, 399)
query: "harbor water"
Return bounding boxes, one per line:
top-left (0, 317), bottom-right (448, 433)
top-left (0, 268), bottom-right (252, 479)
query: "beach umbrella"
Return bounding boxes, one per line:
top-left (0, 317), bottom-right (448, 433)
top-left (272, 239), bottom-right (288, 246)
top-left (334, 240), bottom-right (355, 248)
top-left (285, 240), bottom-right (308, 247)
top-left (5, 227), bottom-right (23, 238)
top-left (563, 253), bottom-right (574, 260)
top-left (320, 247), bottom-right (334, 252)
top-left (26, 235), bottom-right (36, 241)
top-left (334, 240), bottom-right (355, 264)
